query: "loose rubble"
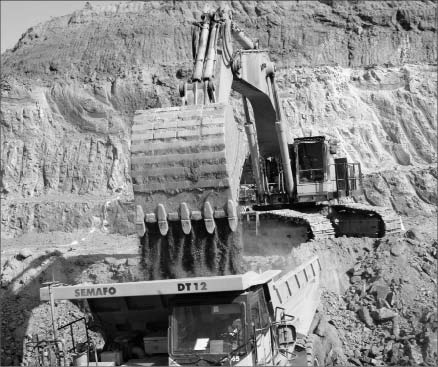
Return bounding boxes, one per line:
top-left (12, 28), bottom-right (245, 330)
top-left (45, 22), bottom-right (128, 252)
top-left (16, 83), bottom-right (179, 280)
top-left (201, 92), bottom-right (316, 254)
top-left (321, 234), bottom-right (437, 366)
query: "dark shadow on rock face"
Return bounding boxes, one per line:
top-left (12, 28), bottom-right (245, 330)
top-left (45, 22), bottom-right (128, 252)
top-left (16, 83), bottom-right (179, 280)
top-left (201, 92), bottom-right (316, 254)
top-left (1, 251), bottom-right (143, 366)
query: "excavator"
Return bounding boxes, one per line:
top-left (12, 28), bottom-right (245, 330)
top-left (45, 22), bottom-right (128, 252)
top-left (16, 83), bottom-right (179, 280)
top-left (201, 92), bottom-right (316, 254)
top-left (131, 5), bottom-right (403, 248)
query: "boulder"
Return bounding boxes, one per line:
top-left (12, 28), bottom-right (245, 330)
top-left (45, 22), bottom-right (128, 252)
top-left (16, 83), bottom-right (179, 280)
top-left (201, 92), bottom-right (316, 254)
top-left (371, 307), bottom-right (398, 322)
top-left (358, 306), bottom-right (375, 328)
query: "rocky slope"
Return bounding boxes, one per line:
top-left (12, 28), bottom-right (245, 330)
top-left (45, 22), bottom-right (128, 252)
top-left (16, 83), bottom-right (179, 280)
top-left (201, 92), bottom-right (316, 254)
top-left (1, 0), bottom-right (437, 237)
top-left (279, 63), bottom-right (437, 216)
top-left (0, 2), bottom-right (437, 365)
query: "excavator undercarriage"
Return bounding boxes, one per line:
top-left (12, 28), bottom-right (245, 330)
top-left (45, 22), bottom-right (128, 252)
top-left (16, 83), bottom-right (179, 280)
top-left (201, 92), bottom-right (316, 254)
top-left (131, 5), bottom-right (403, 258)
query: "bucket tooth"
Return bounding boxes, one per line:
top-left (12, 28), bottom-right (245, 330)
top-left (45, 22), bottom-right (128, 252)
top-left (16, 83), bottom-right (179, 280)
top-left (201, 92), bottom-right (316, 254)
top-left (157, 204), bottom-right (169, 236)
top-left (227, 200), bottom-right (238, 232)
top-left (203, 201), bottom-right (215, 234)
top-left (135, 205), bottom-right (146, 237)
top-left (180, 202), bottom-right (192, 235)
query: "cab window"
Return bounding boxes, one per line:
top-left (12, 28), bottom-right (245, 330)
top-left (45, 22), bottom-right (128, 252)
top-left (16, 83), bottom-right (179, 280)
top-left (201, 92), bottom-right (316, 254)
top-left (251, 301), bottom-right (261, 330)
top-left (258, 294), bottom-right (270, 328)
top-left (250, 289), bottom-right (270, 332)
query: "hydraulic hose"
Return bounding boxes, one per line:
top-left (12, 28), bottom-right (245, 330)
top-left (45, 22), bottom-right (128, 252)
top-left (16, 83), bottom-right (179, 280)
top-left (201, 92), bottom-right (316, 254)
top-left (192, 14), bottom-right (211, 82)
top-left (203, 20), bottom-right (219, 80)
top-left (231, 23), bottom-right (256, 50)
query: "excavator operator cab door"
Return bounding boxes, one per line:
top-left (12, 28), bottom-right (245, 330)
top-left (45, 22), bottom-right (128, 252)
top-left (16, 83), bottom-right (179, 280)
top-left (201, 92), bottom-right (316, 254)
top-left (334, 158), bottom-right (362, 198)
top-left (334, 157), bottom-right (349, 197)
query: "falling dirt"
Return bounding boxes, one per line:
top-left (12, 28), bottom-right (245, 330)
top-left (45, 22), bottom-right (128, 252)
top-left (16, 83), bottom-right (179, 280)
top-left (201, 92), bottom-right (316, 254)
top-left (141, 219), bottom-right (243, 279)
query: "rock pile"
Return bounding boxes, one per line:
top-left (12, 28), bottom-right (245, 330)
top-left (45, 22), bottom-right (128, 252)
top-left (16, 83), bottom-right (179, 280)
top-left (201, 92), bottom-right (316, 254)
top-left (321, 234), bottom-right (437, 366)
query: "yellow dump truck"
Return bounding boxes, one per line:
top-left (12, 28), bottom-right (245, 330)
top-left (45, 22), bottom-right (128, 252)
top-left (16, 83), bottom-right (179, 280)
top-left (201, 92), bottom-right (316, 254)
top-left (40, 256), bottom-right (322, 366)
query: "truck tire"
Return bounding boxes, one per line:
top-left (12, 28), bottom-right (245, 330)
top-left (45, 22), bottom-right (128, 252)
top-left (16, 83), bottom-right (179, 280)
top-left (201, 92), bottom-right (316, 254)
top-left (305, 334), bottom-right (324, 367)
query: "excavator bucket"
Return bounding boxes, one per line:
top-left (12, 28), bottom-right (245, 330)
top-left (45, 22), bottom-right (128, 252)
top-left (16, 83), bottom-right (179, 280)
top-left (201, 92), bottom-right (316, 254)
top-left (131, 103), bottom-right (247, 236)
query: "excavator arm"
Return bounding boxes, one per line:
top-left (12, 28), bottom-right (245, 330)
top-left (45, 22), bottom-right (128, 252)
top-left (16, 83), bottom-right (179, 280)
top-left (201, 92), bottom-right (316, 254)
top-left (131, 6), bottom-right (294, 237)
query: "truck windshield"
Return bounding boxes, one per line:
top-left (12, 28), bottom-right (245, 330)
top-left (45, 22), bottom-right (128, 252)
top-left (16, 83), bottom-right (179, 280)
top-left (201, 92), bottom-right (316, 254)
top-left (172, 303), bottom-right (244, 355)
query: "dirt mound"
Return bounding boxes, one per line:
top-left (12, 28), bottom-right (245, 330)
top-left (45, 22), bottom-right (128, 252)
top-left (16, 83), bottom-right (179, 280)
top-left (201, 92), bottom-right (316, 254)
top-left (363, 166), bottom-right (437, 216)
top-left (242, 215), bottom-right (437, 366)
top-left (323, 234), bottom-right (437, 366)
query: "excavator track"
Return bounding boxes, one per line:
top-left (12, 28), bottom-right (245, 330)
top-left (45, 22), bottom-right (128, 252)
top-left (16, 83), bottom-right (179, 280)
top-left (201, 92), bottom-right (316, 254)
top-left (328, 202), bottom-right (404, 238)
top-left (266, 209), bottom-right (336, 240)
top-left (241, 209), bottom-right (335, 249)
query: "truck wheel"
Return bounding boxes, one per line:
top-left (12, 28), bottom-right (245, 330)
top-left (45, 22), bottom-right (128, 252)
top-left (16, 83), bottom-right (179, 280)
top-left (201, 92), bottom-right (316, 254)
top-left (305, 334), bottom-right (323, 367)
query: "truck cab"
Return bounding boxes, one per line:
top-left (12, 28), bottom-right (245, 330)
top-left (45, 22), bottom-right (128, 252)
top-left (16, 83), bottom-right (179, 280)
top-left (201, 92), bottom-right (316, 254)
top-left (40, 257), bottom-right (321, 366)
top-left (168, 286), bottom-right (280, 366)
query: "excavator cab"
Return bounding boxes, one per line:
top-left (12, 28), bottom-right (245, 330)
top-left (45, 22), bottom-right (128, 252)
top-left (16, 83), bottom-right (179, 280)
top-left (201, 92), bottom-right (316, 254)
top-left (240, 135), bottom-right (362, 207)
top-left (290, 136), bottom-right (363, 203)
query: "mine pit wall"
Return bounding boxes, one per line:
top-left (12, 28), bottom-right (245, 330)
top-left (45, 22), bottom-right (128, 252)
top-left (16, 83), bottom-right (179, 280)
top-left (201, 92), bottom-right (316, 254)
top-left (1, 198), bottom-right (136, 239)
top-left (2, 64), bottom-right (436, 238)
top-left (1, 1), bottom-right (437, 240)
